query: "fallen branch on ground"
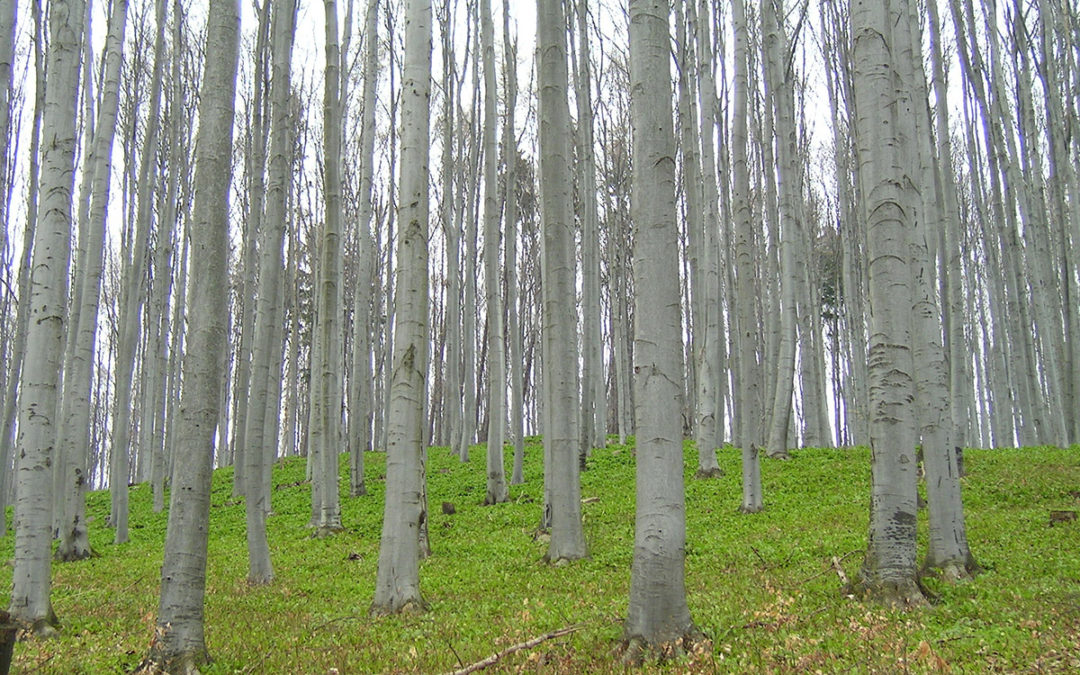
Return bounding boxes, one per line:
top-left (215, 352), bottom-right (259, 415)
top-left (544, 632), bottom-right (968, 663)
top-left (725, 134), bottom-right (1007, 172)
top-left (831, 555), bottom-right (850, 586)
top-left (445, 625), bottom-right (582, 675)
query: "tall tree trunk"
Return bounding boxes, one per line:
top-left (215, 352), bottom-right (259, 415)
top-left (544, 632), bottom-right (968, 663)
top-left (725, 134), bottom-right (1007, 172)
top-left (538, 0), bottom-right (586, 564)
top-left (0, 0), bottom-right (17, 535)
top-left (480, 0), bottom-right (508, 504)
top-left (310, 0), bottom-right (346, 534)
top-left (56, 0), bottom-right (133, 562)
top-left (575, 0), bottom-right (604, 453)
top-left (111, 0), bottom-right (170, 540)
top-left (676, 0), bottom-right (705, 473)
top-left (10, 0), bottom-right (84, 635)
top-left (851, 0), bottom-right (925, 606)
top-left (231, 0), bottom-right (271, 498)
top-left (148, 0), bottom-right (238, 665)
top-left (621, 0), bottom-right (699, 657)
top-left (762, 0), bottom-right (802, 459)
top-left (692, 0), bottom-right (723, 476)
top-left (0, 0), bottom-right (43, 538)
top-left (349, 0), bottom-right (380, 496)
top-left (371, 0), bottom-right (432, 616)
top-left (438, 0), bottom-right (462, 459)
top-left (458, 16), bottom-right (480, 461)
top-left (733, 0), bottom-right (762, 512)
top-left (245, 0), bottom-right (297, 583)
top-left (925, 0), bottom-right (972, 450)
top-left (503, 0), bottom-right (525, 485)
top-left (896, 0), bottom-right (976, 580)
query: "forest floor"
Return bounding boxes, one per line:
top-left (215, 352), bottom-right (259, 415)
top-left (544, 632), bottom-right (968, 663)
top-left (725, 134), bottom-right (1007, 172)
top-left (3, 441), bottom-right (1079, 673)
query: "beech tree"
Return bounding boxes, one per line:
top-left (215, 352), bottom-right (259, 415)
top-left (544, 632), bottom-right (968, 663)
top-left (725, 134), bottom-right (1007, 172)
top-left (480, 0), bottom-right (508, 505)
top-left (732, 0), bottom-right (762, 512)
top-left (10, 0), bottom-right (84, 636)
top-left (244, 0), bottom-right (297, 583)
top-left (371, 0), bottom-right (432, 616)
top-left (503, 0), bottom-right (525, 485)
top-left (55, 0), bottom-right (133, 562)
top-left (850, 0), bottom-right (925, 606)
top-left (691, 0), bottom-right (723, 476)
top-left (574, 0), bottom-right (604, 454)
top-left (537, 0), bottom-right (586, 563)
top-left (147, 0), bottom-right (238, 666)
top-left (0, 0), bottom-right (16, 537)
top-left (309, 0), bottom-right (347, 534)
top-left (348, 0), bottom-right (380, 498)
top-left (621, 0), bottom-right (699, 658)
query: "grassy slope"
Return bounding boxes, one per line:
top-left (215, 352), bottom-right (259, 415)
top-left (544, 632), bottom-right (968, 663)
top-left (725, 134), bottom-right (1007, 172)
top-left (3, 442), bottom-right (1080, 673)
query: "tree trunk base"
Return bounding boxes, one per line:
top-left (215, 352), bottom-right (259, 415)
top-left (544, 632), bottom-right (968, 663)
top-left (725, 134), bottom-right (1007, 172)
top-left (369, 596), bottom-right (428, 618)
top-left (921, 555), bottom-right (980, 583)
top-left (739, 502), bottom-right (764, 514)
top-left (853, 575), bottom-right (928, 608)
top-left (314, 524), bottom-right (345, 538)
top-left (542, 551), bottom-right (587, 567)
top-left (138, 649), bottom-right (210, 675)
top-left (54, 543), bottom-right (97, 563)
top-left (615, 629), bottom-right (705, 666)
top-left (765, 449), bottom-right (790, 460)
top-left (694, 466), bottom-right (724, 479)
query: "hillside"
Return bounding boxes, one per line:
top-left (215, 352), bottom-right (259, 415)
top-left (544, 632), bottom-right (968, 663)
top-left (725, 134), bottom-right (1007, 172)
top-left (4, 442), bottom-right (1080, 673)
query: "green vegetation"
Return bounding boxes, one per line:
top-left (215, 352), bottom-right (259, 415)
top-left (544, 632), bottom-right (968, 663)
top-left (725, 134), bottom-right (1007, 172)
top-left (4, 443), bottom-right (1080, 672)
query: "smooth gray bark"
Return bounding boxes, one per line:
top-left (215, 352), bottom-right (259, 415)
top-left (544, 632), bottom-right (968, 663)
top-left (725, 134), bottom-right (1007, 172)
top-left (899, 0), bottom-right (977, 580)
top-left (458, 25), bottom-right (479, 461)
top-left (575, 0), bottom-right (604, 453)
top-left (675, 0), bottom-right (713, 478)
top-left (230, 0), bottom-right (271, 498)
top-left (110, 0), bottom-right (168, 540)
top-left (348, 0), bottom-right (379, 496)
top-left (9, 0), bottom-right (84, 636)
top-left (732, 0), bottom-right (762, 513)
top-left (0, 0), bottom-right (19, 536)
top-left (692, 0), bottom-right (723, 474)
top-left (621, 0), bottom-right (699, 657)
top-left (149, 1), bottom-right (238, 666)
top-left (438, 0), bottom-right (462, 458)
top-left (503, 0), bottom-right (524, 485)
top-left (537, 0), bottom-right (586, 564)
top-left (851, 0), bottom-right (926, 606)
top-left (762, 0), bottom-right (802, 459)
top-left (245, 0), bottom-right (297, 584)
top-left (309, 0), bottom-right (346, 533)
top-left (480, 0), bottom-right (508, 505)
top-left (55, 0), bottom-right (132, 562)
top-left (371, 0), bottom-right (432, 616)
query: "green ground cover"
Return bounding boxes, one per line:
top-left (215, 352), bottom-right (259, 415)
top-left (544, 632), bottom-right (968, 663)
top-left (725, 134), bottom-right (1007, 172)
top-left (3, 442), bottom-right (1079, 672)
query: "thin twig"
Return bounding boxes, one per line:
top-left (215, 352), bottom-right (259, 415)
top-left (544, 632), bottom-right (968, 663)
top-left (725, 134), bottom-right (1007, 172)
top-left (444, 625), bottom-right (582, 675)
top-left (750, 546), bottom-right (768, 568)
top-left (447, 639), bottom-right (465, 669)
